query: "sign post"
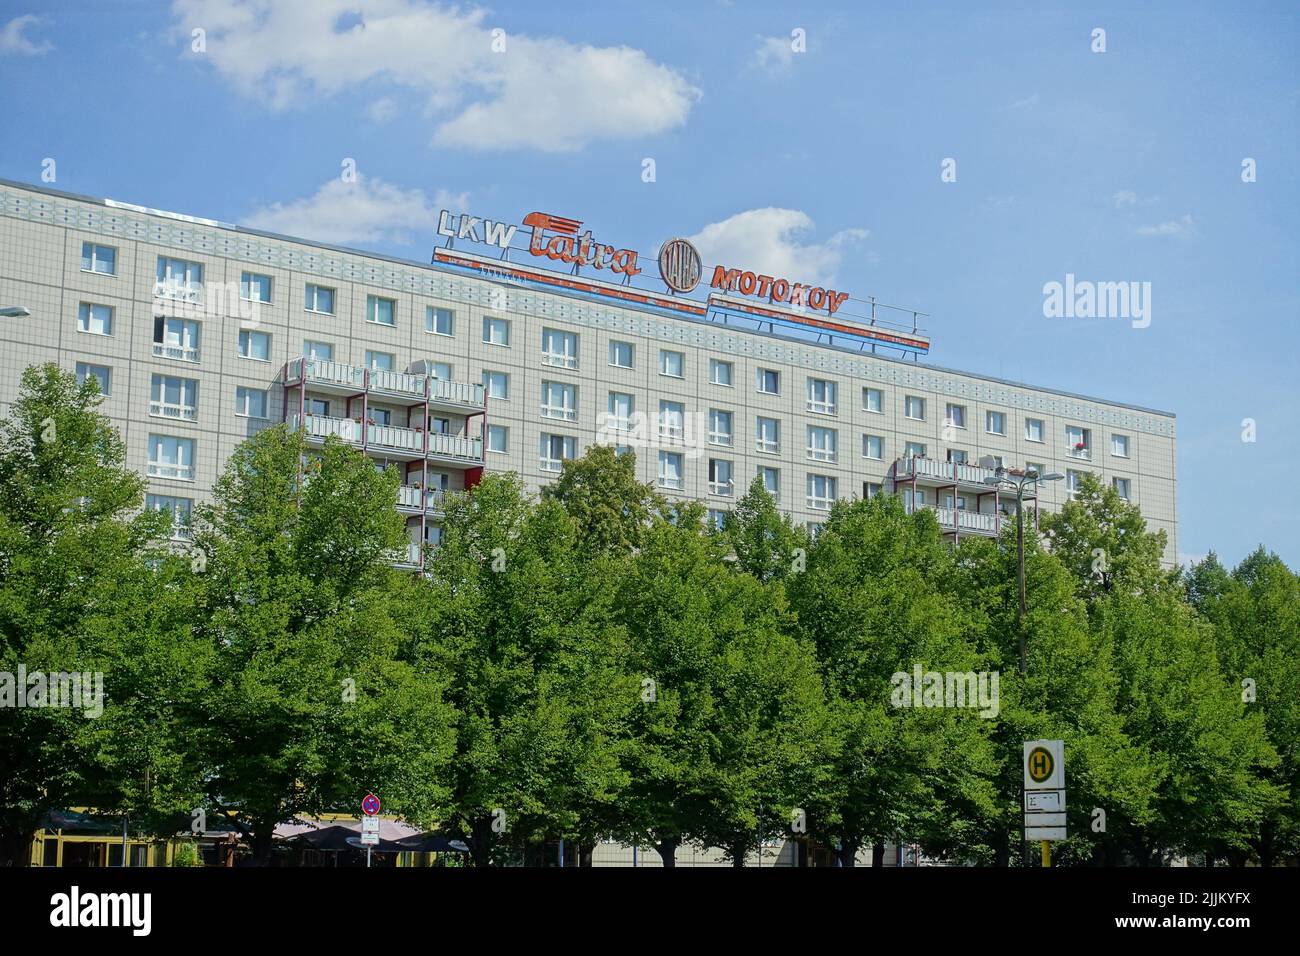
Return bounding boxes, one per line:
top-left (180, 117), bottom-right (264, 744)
top-left (361, 793), bottom-right (381, 868)
top-left (1023, 740), bottom-right (1066, 866)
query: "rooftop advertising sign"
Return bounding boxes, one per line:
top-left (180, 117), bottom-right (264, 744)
top-left (432, 207), bottom-right (928, 355)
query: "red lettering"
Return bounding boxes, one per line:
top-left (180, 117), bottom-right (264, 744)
top-left (711, 266), bottom-right (741, 291)
top-left (827, 291), bottom-right (850, 314)
top-left (771, 278), bottom-right (790, 302)
top-left (756, 275), bottom-right (774, 299)
top-left (738, 271), bottom-right (757, 295)
top-left (807, 287), bottom-right (827, 310)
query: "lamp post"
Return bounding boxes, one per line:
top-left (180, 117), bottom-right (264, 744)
top-left (983, 467), bottom-right (1063, 674)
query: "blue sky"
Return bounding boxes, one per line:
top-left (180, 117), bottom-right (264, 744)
top-left (2, 0), bottom-right (1296, 568)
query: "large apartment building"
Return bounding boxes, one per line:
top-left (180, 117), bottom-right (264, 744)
top-left (0, 179), bottom-right (1178, 565)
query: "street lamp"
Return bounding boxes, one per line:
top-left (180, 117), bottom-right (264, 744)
top-left (982, 467), bottom-right (1063, 674)
top-left (0, 306), bottom-right (32, 317)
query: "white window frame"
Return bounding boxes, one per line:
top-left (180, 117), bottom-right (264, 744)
top-left (756, 417), bottom-right (780, 454)
top-left (807, 378), bottom-right (838, 415)
top-left (77, 302), bottom-right (113, 336)
top-left (658, 451), bottom-right (684, 490)
top-left (905, 395), bottom-right (926, 421)
top-left (240, 271), bottom-right (272, 304)
top-left (756, 368), bottom-right (780, 395)
top-left (708, 458), bottom-right (734, 497)
top-left (540, 381), bottom-right (578, 422)
top-left (806, 425), bottom-right (838, 463)
top-left (659, 400), bottom-right (685, 441)
top-left (427, 306), bottom-right (454, 336)
top-left (708, 409), bottom-right (734, 447)
top-left (1111, 434), bottom-right (1130, 458)
top-left (239, 329), bottom-right (271, 362)
top-left (482, 370), bottom-right (509, 401)
top-left (1025, 418), bottom-right (1044, 443)
top-left (986, 410), bottom-right (1006, 435)
top-left (608, 340), bottom-right (634, 369)
top-left (487, 424), bottom-right (508, 454)
top-left (483, 316), bottom-right (511, 347)
top-left (945, 403), bottom-right (966, 429)
top-left (541, 328), bottom-right (579, 369)
top-left (539, 433), bottom-right (576, 473)
top-left (81, 242), bottom-right (116, 276)
top-left (75, 362), bottom-right (111, 395)
top-left (862, 434), bottom-right (883, 460)
top-left (305, 283), bottom-right (336, 315)
top-left (807, 474), bottom-right (837, 511)
top-left (366, 294), bottom-right (396, 327)
top-left (147, 434), bottom-right (195, 481)
top-left (709, 359), bottom-right (733, 387)
top-left (863, 387), bottom-right (883, 413)
top-left (235, 386), bottom-right (269, 420)
top-left (149, 374), bottom-right (199, 422)
top-left (659, 349), bottom-right (684, 378)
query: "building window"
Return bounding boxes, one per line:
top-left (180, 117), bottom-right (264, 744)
top-left (756, 416), bottom-right (780, 454)
top-left (1025, 418), bottom-right (1044, 443)
top-left (986, 410), bottom-right (1006, 435)
top-left (607, 392), bottom-right (634, 432)
top-left (483, 316), bottom-right (511, 346)
top-left (366, 295), bottom-right (396, 326)
top-left (807, 425), bottom-right (838, 462)
top-left (947, 448), bottom-right (968, 465)
top-left (1067, 425), bottom-right (1091, 459)
top-left (658, 451), bottom-right (684, 490)
top-left (487, 424), bottom-right (509, 453)
top-left (945, 403), bottom-right (966, 429)
top-left (75, 362), bottom-right (111, 395)
top-left (304, 340), bottom-right (333, 362)
top-left (905, 395), bottom-right (926, 421)
top-left (542, 328), bottom-right (579, 368)
top-left (239, 329), bottom-right (270, 361)
top-left (81, 242), bottom-right (116, 276)
top-left (707, 509), bottom-right (728, 530)
top-left (145, 494), bottom-right (193, 541)
top-left (659, 400), bottom-right (685, 440)
top-left (759, 466), bottom-right (780, 495)
top-left (1112, 476), bottom-right (1131, 500)
top-left (305, 283), bottom-right (335, 315)
top-left (1066, 469), bottom-right (1087, 495)
top-left (306, 398), bottom-right (331, 417)
top-left (147, 434), bottom-right (195, 481)
top-left (708, 409), bottom-right (734, 447)
top-left (482, 371), bottom-right (509, 401)
top-left (807, 377), bottom-right (837, 415)
top-left (708, 458), bottom-right (734, 497)
top-left (540, 381), bottom-right (578, 422)
top-left (807, 474), bottom-right (837, 510)
top-left (863, 481), bottom-right (883, 499)
top-left (235, 386), bottom-right (269, 419)
top-left (369, 407), bottom-right (393, 427)
top-left (156, 255), bottom-right (203, 292)
top-left (863, 387), bottom-right (883, 413)
top-left (756, 368), bottom-right (780, 395)
top-left (77, 302), bottom-right (113, 336)
top-left (539, 434), bottom-right (576, 473)
top-left (709, 359), bottom-right (733, 387)
top-left (1111, 434), bottom-right (1130, 458)
top-left (659, 349), bottom-right (684, 378)
top-left (365, 350), bottom-right (395, 371)
top-left (149, 375), bottom-right (198, 421)
top-left (240, 272), bottom-right (272, 303)
top-left (426, 306), bottom-right (454, 336)
top-left (153, 317), bottom-right (200, 362)
top-left (905, 441), bottom-right (926, 458)
top-left (609, 340), bottom-right (634, 368)
top-left (1027, 461), bottom-right (1046, 477)
top-left (862, 434), bottom-right (883, 460)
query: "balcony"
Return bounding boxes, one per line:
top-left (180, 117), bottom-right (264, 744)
top-left (290, 414), bottom-right (483, 465)
top-left (153, 281), bottom-right (202, 304)
top-left (397, 486), bottom-right (464, 514)
top-left (284, 358), bottom-right (485, 410)
top-left (391, 541), bottom-right (424, 569)
top-left (147, 462), bottom-right (194, 481)
top-left (929, 506), bottom-right (1000, 537)
top-left (894, 456), bottom-right (1004, 489)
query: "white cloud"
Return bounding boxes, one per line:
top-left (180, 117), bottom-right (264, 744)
top-left (366, 97), bottom-right (399, 124)
top-left (1111, 190), bottom-right (1137, 208)
top-left (171, 0), bottom-right (700, 152)
top-left (1137, 213), bottom-right (1197, 239)
top-left (753, 35), bottom-right (795, 72)
top-left (687, 209), bottom-right (867, 287)
top-left (242, 176), bottom-right (468, 246)
top-left (0, 14), bottom-right (52, 54)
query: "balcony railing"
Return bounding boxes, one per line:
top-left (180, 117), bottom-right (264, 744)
top-left (153, 281), bottom-right (202, 304)
top-left (147, 462), bottom-right (194, 481)
top-left (895, 455), bottom-right (1002, 486)
top-left (149, 401), bottom-right (198, 422)
top-left (397, 487), bottom-right (464, 513)
top-left (290, 414), bottom-right (483, 463)
top-left (390, 541), bottom-right (423, 568)
top-left (930, 506), bottom-right (1000, 536)
top-left (285, 357), bottom-right (486, 408)
top-left (152, 342), bottom-right (200, 363)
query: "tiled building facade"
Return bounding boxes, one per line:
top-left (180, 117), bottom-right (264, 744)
top-left (0, 179), bottom-right (1178, 565)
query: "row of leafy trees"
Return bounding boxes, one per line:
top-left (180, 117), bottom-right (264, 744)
top-left (1, 364), bottom-right (1296, 866)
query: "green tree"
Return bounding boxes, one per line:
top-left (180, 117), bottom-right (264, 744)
top-left (1190, 548), bottom-right (1300, 865)
top-left (187, 427), bottom-right (454, 861)
top-left (788, 494), bottom-right (998, 866)
top-left (421, 473), bottom-right (635, 866)
top-left (721, 475), bottom-right (808, 583)
top-left (0, 365), bottom-right (194, 865)
top-left (541, 445), bottom-right (661, 558)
